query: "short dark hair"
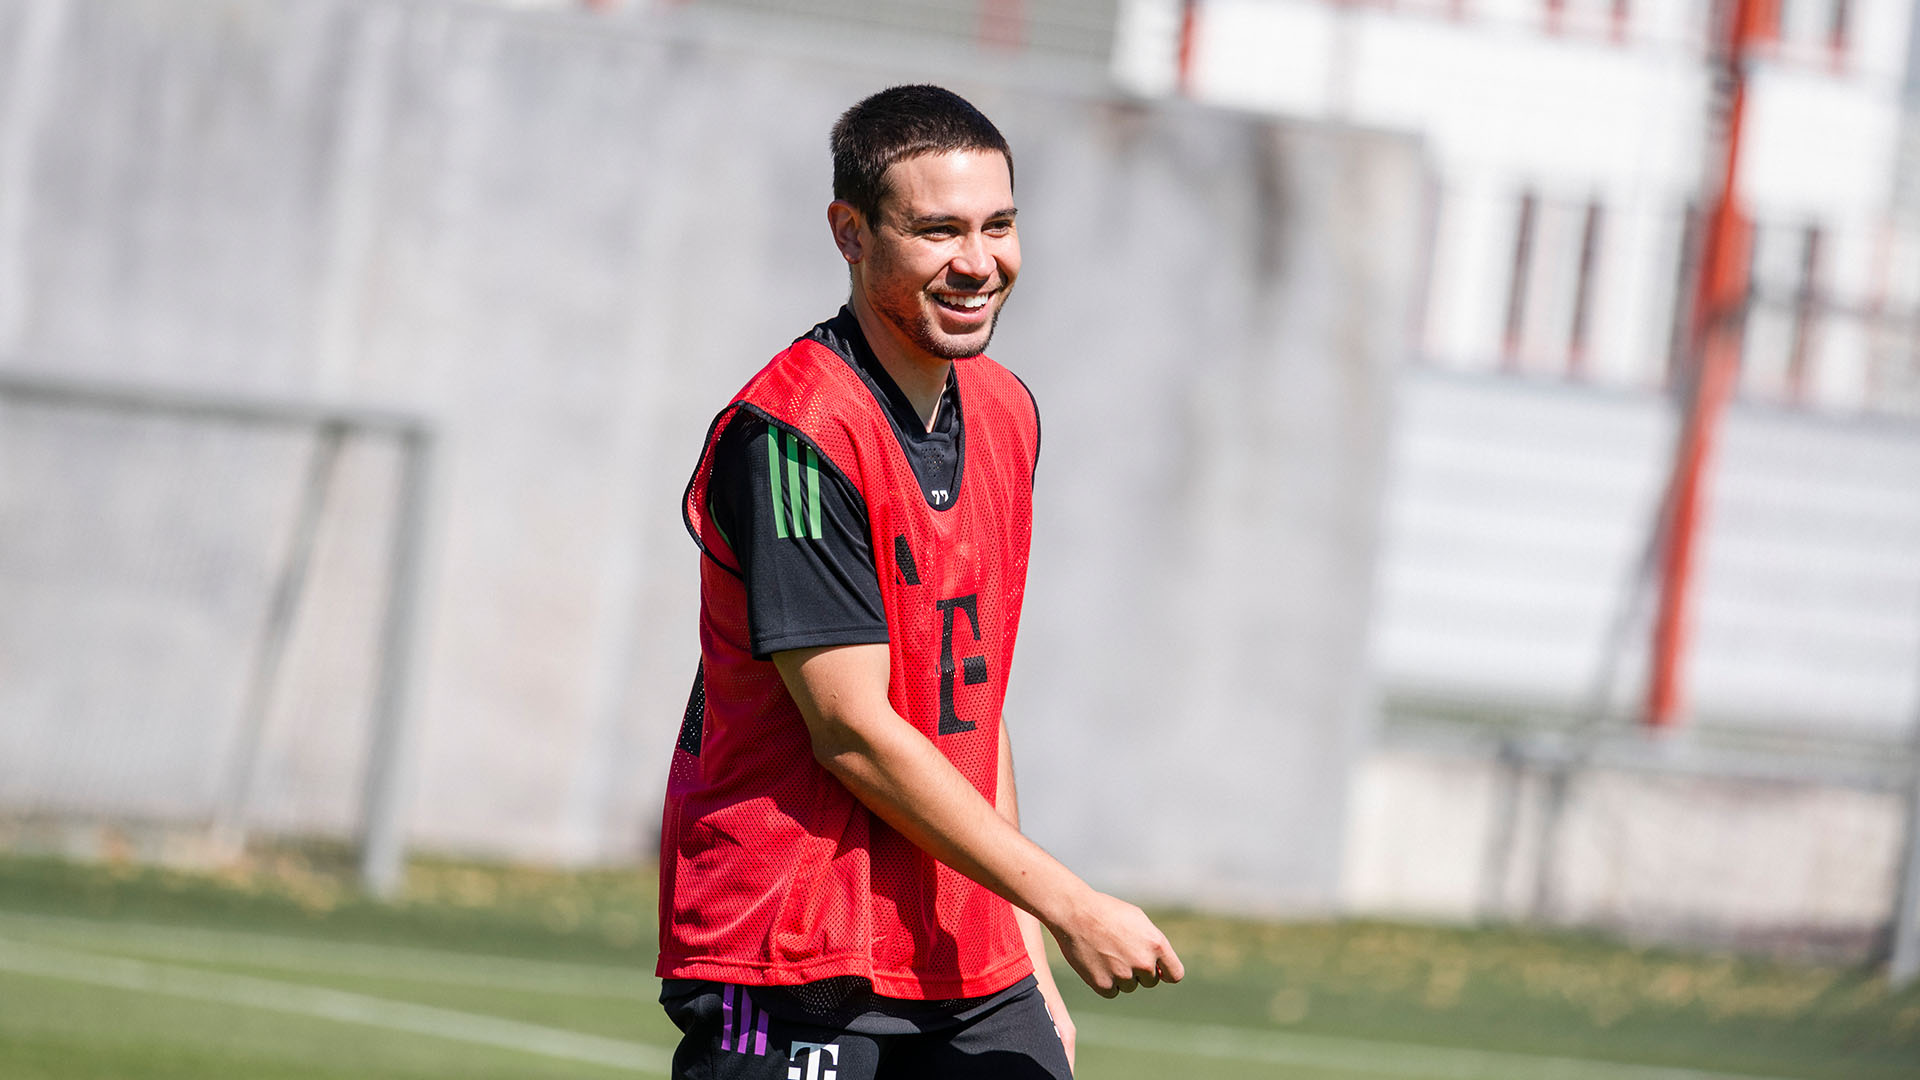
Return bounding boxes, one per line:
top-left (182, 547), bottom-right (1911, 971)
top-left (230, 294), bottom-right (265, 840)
top-left (830, 85), bottom-right (1013, 225)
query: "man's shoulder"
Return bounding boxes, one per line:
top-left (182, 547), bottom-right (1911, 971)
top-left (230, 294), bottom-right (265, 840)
top-left (955, 355), bottom-right (1039, 436)
top-left (732, 334), bottom-right (860, 409)
top-left (734, 334), bottom-right (833, 389)
top-left (952, 352), bottom-right (1022, 395)
top-left (705, 336), bottom-right (888, 495)
top-left (726, 337), bottom-right (905, 460)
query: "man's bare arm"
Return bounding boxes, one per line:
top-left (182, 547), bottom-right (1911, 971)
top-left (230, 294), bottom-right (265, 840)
top-left (772, 642), bottom-right (1183, 998)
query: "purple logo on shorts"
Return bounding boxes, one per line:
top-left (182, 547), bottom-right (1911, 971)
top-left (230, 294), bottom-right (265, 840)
top-left (721, 984), bottom-right (771, 1056)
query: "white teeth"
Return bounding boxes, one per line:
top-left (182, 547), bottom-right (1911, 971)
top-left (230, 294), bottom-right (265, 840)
top-left (939, 293), bottom-right (991, 310)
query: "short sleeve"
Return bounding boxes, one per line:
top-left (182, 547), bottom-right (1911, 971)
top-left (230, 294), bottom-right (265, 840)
top-left (709, 413), bottom-right (889, 659)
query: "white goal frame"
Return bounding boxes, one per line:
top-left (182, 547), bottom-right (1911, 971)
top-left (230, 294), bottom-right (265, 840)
top-left (0, 366), bottom-right (438, 898)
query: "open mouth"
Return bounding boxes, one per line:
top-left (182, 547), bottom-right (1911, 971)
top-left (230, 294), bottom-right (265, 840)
top-left (932, 290), bottom-right (996, 315)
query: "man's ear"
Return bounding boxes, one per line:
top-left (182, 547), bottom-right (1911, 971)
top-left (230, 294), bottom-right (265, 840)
top-left (828, 200), bottom-right (865, 264)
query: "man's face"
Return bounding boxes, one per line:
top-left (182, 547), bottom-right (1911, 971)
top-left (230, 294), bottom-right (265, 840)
top-left (846, 149), bottom-right (1019, 363)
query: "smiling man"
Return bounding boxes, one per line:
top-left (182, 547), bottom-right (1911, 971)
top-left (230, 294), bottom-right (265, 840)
top-left (658, 85), bottom-right (1183, 1080)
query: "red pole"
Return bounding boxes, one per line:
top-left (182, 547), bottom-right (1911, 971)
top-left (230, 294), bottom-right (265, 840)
top-left (980, 0), bottom-right (1026, 51)
top-left (1644, 0), bottom-right (1775, 728)
top-left (1177, 0), bottom-right (1201, 97)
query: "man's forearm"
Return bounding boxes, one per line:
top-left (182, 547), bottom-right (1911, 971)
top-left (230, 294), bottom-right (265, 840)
top-left (774, 642), bottom-right (1183, 998)
top-left (788, 647), bottom-right (1090, 926)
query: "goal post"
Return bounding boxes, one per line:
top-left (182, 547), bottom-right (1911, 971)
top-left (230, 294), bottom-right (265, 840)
top-left (0, 366), bottom-right (438, 898)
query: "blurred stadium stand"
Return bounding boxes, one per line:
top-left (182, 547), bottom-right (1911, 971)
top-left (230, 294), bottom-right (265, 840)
top-left (1376, 372), bottom-right (1920, 740)
top-left (1115, 0), bottom-right (1920, 416)
top-left (1117, 0), bottom-right (1920, 967)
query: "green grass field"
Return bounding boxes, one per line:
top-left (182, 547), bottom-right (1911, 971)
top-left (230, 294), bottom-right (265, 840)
top-left (0, 850), bottom-right (1915, 1079)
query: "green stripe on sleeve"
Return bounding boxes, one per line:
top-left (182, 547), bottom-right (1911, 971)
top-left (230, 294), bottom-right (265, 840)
top-left (805, 447), bottom-right (822, 539)
top-left (785, 434), bottom-right (806, 541)
top-left (767, 424), bottom-right (788, 539)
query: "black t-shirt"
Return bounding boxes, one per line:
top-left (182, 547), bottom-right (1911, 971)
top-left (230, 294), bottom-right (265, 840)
top-left (708, 308), bottom-right (970, 660)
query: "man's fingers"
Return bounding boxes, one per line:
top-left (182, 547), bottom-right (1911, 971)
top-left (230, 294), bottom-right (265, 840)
top-left (1057, 894), bottom-right (1185, 998)
top-left (1156, 944), bottom-right (1186, 984)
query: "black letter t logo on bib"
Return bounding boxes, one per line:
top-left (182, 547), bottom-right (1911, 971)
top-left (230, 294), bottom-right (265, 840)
top-left (935, 594), bottom-right (988, 735)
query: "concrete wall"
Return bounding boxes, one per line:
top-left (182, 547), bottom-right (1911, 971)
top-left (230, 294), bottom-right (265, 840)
top-left (1343, 746), bottom-right (1907, 949)
top-left (0, 0), bottom-right (1423, 911)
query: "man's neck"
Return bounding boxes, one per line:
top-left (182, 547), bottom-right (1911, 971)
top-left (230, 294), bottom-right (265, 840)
top-left (848, 293), bottom-right (949, 433)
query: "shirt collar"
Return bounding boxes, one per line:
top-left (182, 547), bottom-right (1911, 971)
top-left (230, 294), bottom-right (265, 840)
top-left (808, 306), bottom-right (959, 437)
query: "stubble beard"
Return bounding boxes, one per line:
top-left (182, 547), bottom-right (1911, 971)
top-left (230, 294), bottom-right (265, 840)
top-left (873, 289), bottom-right (1002, 361)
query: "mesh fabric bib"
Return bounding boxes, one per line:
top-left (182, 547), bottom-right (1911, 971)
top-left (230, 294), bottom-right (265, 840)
top-left (660, 337), bottom-right (1039, 998)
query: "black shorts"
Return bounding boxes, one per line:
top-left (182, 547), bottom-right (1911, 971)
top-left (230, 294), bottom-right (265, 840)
top-left (659, 975), bottom-right (1072, 1080)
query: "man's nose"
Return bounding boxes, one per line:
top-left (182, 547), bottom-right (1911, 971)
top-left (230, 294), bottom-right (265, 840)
top-left (949, 232), bottom-right (993, 280)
